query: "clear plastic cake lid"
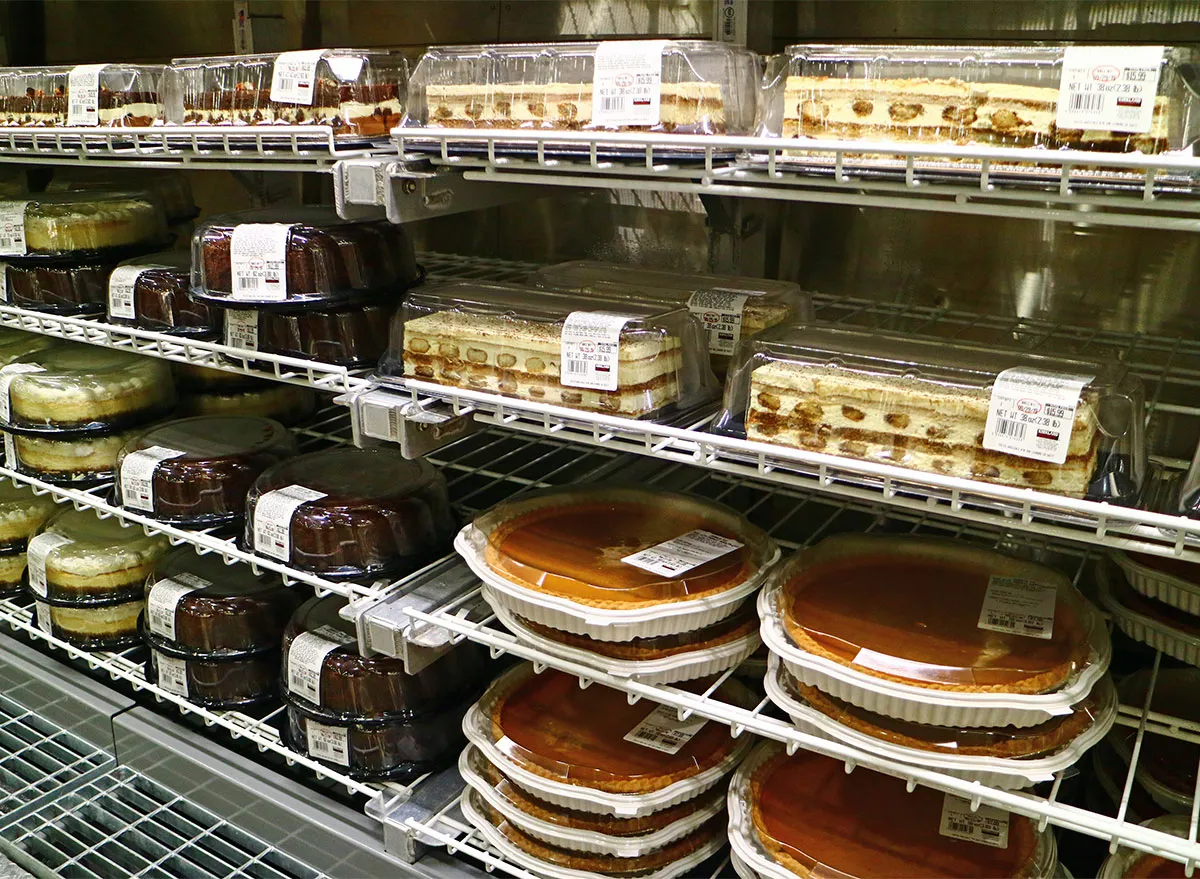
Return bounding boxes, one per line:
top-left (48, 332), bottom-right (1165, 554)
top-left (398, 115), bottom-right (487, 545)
top-left (762, 44), bottom-right (1200, 154)
top-left (379, 280), bottom-right (718, 417)
top-left (532, 260), bottom-right (812, 363)
top-left (108, 251), bottom-right (213, 332)
top-left (0, 65), bottom-right (165, 127)
top-left (714, 324), bottom-right (1145, 504)
top-left (1098, 816), bottom-right (1190, 878)
top-left (769, 534), bottom-right (1096, 690)
top-left (731, 741), bottom-right (1057, 879)
top-left (117, 415), bottom-right (297, 465)
top-left (0, 327), bottom-right (55, 365)
top-left (405, 40), bottom-right (759, 135)
top-left (48, 168), bottom-right (196, 221)
top-left (35, 508), bottom-right (169, 574)
top-left (1110, 667), bottom-right (1200, 809)
top-left (0, 480), bottom-right (56, 545)
top-left (473, 663), bottom-right (744, 787)
top-left (463, 485), bottom-right (776, 604)
top-left (0, 190), bottom-right (169, 257)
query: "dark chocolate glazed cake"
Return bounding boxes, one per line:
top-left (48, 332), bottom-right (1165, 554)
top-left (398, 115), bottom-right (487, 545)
top-left (256, 301), bottom-right (397, 366)
top-left (108, 253), bottom-right (217, 336)
top-left (6, 262), bottom-right (114, 314)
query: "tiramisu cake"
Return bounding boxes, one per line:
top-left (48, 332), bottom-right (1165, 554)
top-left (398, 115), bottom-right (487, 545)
top-left (0, 65), bottom-right (164, 127)
top-left (168, 50), bottom-right (407, 137)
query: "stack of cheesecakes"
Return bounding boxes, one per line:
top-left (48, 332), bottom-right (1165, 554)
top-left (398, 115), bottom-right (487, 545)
top-left (282, 595), bottom-right (487, 780)
top-left (26, 508), bottom-right (169, 650)
top-left (458, 485), bottom-right (777, 684)
top-left (1, 340), bottom-right (175, 485)
top-left (460, 663), bottom-right (748, 878)
top-left (0, 480), bottom-right (56, 596)
top-left (171, 365), bottom-right (318, 425)
top-left (758, 535), bottom-right (1113, 794)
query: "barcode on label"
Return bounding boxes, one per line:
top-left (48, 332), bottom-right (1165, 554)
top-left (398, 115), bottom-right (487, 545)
top-left (600, 96), bottom-right (625, 112)
top-left (1068, 92), bottom-right (1105, 113)
top-left (948, 821), bottom-right (973, 835)
top-left (985, 614), bottom-right (1016, 629)
top-left (238, 276), bottom-right (262, 291)
top-left (278, 77), bottom-right (295, 91)
top-left (565, 361), bottom-right (588, 375)
top-left (994, 419), bottom-right (1026, 440)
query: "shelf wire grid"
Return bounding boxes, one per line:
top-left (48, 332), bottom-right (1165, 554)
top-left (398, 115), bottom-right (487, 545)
top-left (396, 461), bottom-right (1200, 871)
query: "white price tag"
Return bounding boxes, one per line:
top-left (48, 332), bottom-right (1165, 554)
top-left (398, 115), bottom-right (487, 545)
top-left (67, 64), bottom-right (107, 126)
top-left (0, 261), bottom-right (9, 302)
top-left (224, 308), bottom-right (259, 351)
top-left (107, 265), bottom-right (147, 320)
top-left (1057, 46), bottom-right (1164, 135)
top-left (592, 40), bottom-right (667, 127)
top-left (687, 290), bottom-right (749, 356)
top-left (3, 432), bottom-right (14, 469)
top-left (560, 312), bottom-right (633, 392)
top-left (26, 532), bottom-right (71, 598)
top-left (0, 202), bottom-right (28, 257)
top-left (147, 573), bottom-right (211, 640)
top-left (622, 529), bottom-right (743, 577)
top-left (0, 363), bottom-right (45, 423)
top-left (252, 485), bottom-right (327, 561)
top-left (270, 49), bottom-right (326, 105)
top-left (983, 368), bottom-right (1094, 465)
top-left (34, 601), bottom-right (51, 635)
top-left (939, 794), bottom-right (1011, 849)
top-left (230, 224), bottom-right (291, 301)
top-left (287, 628), bottom-right (353, 705)
top-left (155, 654), bottom-right (190, 697)
top-left (623, 703), bottom-right (708, 755)
top-left (120, 446), bottom-right (186, 513)
top-left (305, 719), bottom-right (350, 766)
top-left (978, 576), bottom-right (1058, 640)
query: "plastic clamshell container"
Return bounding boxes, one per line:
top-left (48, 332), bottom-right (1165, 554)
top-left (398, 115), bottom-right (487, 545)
top-left (405, 40), bottom-right (758, 136)
top-left (245, 449), bottom-right (456, 580)
top-left (458, 485), bottom-right (779, 641)
top-left (762, 44), bottom-right (1200, 155)
top-left (1099, 562), bottom-right (1200, 668)
top-left (0, 480), bottom-right (56, 550)
top-left (27, 508), bottom-right (169, 604)
top-left (532, 260), bottom-right (813, 372)
top-left (759, 534), bottom-right (1111, 728)
top-left (5, 261), bottom-right (113, 315)
top-left (47, 168), bottom-right (197, 222)
top-left (1109, 669), bottom-right (1200, 815)
top-left (465, 663), bottom-right (755, 818)
top-left (114, 416), bottom-right (298, 526)
top-left (190, 207), bottom-right (419, 309)
top-left (458, 745), bottom-right (727, 858)
top-left (765, 652), bottom-right (1117, 790)
top-left (8, 425), bottom-right (145, 486)
top-left (0, 342), bottom-right (175, 434)
top-left (715, 324), bottom-right (1146, 503)
top-left (459, 786), bottom-right (727, 879)
top-left (0, 64), bottom-right (165, 128)
top-left (491, 600), bottom-right (761, 685)
top-left (380, 280), bottom-right (719, 419)
top-left (165, 49), bottom-right (409, 138)
top-left (727, 741), bottom-right (1059, 879)
top-left (0, 191), bottom-right (169, 260)
top-left (107, 251), bottom-right (217, 337)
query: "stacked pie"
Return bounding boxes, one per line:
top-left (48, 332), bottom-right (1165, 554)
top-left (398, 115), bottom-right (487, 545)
top-left (1104, 552), bottom-right (1200, 666)
top-left (760, 534), bottom-right (1111, 783)
top-left (460, 663), bottom-right (748, 877)
top-left (458, 485), bottom-right (778, 683)
top-left (1098, 816), bottom-right (1191, 878)
top-left (730, 741), bottom-right (1060, 878)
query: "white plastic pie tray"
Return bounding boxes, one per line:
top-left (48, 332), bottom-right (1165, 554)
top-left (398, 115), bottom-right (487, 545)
top-left (1111, 550), bottom-right (1200, 616)
top-left (463, 663), bottom-right (755, 818)
top-left (758, 577), bottom-right (1113, 729)
top-left (458, 745), bottom-right (725, 858)
top-left (457, 525), bottom-right (780, 642)
top-left (1098, 565), bottom-right (1200, 668)
top-left (492, 601), bottom-right (762, 685)
top-left (460, 787), bottom-right (726, 879)
top-left (729, 848), bottom-right (759, 879)
top-left (764, 653), bottom-right (1118, 790)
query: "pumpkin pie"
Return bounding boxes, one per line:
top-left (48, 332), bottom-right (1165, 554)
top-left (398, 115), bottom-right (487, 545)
top-left (778, 535), bottom-right (1092, 694)
top-left (1100, 817), bottom-right (1191, 878)
top-left (486, 664), bottom-right (744, 795)
top-left (1110, 670), bottom-right (1200, 812)
top-left (476, 487), bottom-right (774, 610)
top-left (748, 745), bottom-right (1050, 878)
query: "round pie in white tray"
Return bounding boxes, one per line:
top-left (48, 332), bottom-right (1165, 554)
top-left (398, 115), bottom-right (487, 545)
top-left (491, 600), bottom-right (762, 685)
top-left (1098, 563), bottom-right (1200, 668)
top-left (459, 787), bottom-right (727, 879)
top-left (764, 653), bottom-right (1117, 790)
top-left (1111, 549), bottom-right (1200, 617)
top-left (458, 745), bottom-right (726, 859)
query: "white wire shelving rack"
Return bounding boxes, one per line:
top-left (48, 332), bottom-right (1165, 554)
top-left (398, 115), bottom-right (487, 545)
top-left (388, 461), bottom-right (1200, 872)
top-left (395, 128), bottom-right (1200, 230)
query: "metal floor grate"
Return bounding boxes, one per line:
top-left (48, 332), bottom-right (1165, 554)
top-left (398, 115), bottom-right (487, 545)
top-left (2, 767), bottom-right (327, 879)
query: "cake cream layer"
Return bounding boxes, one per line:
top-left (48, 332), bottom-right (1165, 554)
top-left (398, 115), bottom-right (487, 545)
top-left (0, 497), bottom-right (54, 543)
top-left (97, 103), bottom-right (162, 125)
top-left (181, 98), bottom-right (402, 128)
top-left (14, 430), bottom-right (136, 477)
top-left (0, 553), bottom-right (25, 586)
top-left (45, 600), bottom-right (143, 638)
top-left (11, 359), bottom-right (168, 424)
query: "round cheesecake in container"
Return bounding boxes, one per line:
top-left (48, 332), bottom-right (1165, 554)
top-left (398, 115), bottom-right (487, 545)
top-left (0, 481), bottom-right (57, 597)
top-left (8, 424), bottom-right (147, 486)
top-left (1, 191), bottom-right (169, 260)
top-left (142, 550), bottom-right (300, 708)
top-left (115, 416), bottom-right (297, 526)
top-left (106, 252), bottom-right (217, 338)
top-left (0, 327), bottom-right (57, 367)
top-left (0, 342), bottom-right (175, 434)
top-left (176, 383), bottom-right (318, 426)
top-left (245, 448), bottom-right (455, 580)
top-left (282, 595), bottom-right (488, 780)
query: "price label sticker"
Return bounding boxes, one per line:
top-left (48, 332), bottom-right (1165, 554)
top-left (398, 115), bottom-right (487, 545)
top-left (305, 719), bottom-right (350, 766)
top-left (120, 446), bottom-right (185, 513)
top-left (3, 433), bottom-right (14, 469)
top-left (687, 289), bottom-right (749, 356)
top-left (0, 261), bottom-right (9, 302)
top-left (623, 703), bottom-right (708, 755)
top-left (252, 485), bottom-right (327, 561)
top-left (1057, 46), bottom-right (1164, 135)
top-left (224, 308), bottom-right (259, 351)
top-left (26, 532), bottom-right (72, 598)
top-left (622, 529), bottom-right (743, 577)
top-left (67, 64), bottom-right (107, 126)
top-left (155, 654), bottom-right (190, 697)
top-left (940, 794), bottom-right (1011, 849)
top-left (983, 368), bottom-right (1094, 465)
top-left (34, 601), bottom-right (51, 635)
top-left (147, 573), bottom-right (211, 640)
top-left (0, 203), bottom-right (28, 257)
top-left (107, 265), bottom-right (147, 320)
top-left (286, 628), bottom-right (353, 705)
top-left (978, 576), bottom-right (1058, 640)
top-left (560, 312), bottom-right (633, 392)
top-left (592, 40), bottom-right (667, 127)
top-left (270, 49), bottom-right (326, 105)
top-left (230, 224), bottom-right (291, 302)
